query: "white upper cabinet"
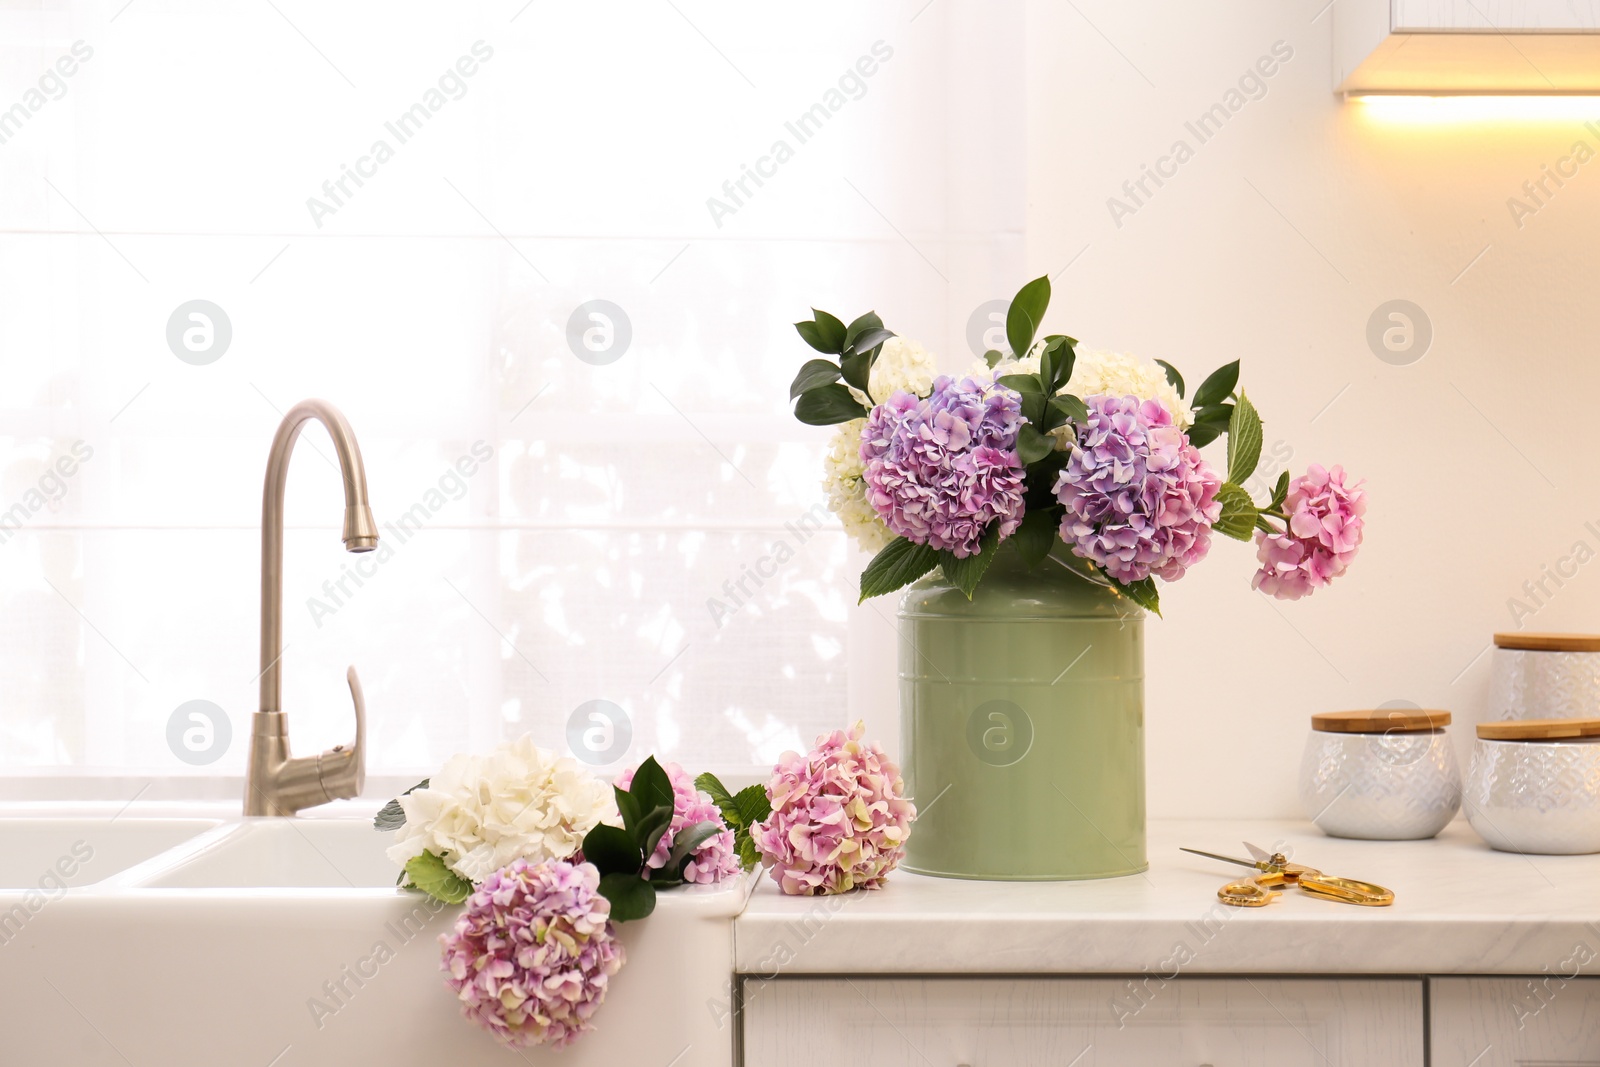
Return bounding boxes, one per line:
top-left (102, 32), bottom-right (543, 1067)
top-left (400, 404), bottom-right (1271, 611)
top-left (1335, 0), bottom-right (1600, 92)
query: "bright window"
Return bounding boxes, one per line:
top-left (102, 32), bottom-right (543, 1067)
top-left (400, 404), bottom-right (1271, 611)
top-left (0, 2), bottom-right (1022, 796)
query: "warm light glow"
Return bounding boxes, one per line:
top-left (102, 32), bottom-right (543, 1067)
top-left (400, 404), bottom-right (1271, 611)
top-left (1353, 94), bottom-right (1600, 124)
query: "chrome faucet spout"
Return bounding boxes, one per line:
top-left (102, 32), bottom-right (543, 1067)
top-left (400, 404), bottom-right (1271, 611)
top-left (245, 399), bottom-right (375, 817)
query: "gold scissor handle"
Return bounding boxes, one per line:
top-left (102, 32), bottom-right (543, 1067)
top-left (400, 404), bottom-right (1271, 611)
top-left (1218, 869), bottom-right (1296, 907)
top-left (1219, 879), bottom-right (1277, 906)
top-left (1298, 873), bottom-right (1394, 907)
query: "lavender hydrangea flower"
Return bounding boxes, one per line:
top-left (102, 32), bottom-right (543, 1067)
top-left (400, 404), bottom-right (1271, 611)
top-left (615, 759), bottom-right (739, 884)
top-left (1054, 395), bottom-right (1221, 585)
top-left (439, 859), bottom-right (624, 1050)
top-left (860, 375), bottom-right (1027, 558)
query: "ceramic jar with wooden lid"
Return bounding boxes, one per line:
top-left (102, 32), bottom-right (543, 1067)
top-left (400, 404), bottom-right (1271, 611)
top-left (1299, 708), bottom-right (1462, 840)
top-left (1490, 632), bottom-right (1600, 720)
top-left (1464, 717), bottom-right (1600, 855)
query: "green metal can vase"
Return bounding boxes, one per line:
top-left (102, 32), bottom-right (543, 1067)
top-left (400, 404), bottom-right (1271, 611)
top-left (898, 544), bottom-right (1147, 880)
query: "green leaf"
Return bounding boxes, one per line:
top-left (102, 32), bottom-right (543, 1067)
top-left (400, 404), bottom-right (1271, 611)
top-left (859, 537), bottom-right (941, 602)
top-left (736, 835), bottom-right (762, 870)
top-left (1012, 508), bottom-right (1060, 569)
top-left (983, 349), bottom-right (1004, 369)
top-left (733, 784), bottom-right (772, 828)
top-left (794, 319), bottom-right (830, 354)
top-left (695, 772), bottom-right (735, 815)
top-left (1037, 335), bottom-right (1076, 394)
top-left (1226, 392), bottom-right (1263, 486)
top-left (847, 327), bottom-right (894, 356)
top-left (939, 527), bottom-right (1001, 599)
top-left (583, 822), bottom-right (643, 876)
top-left (996, 374), bottom-right (1043, 396)
top-left (1155, 359), bottom-right (1185, 398)
top-left (1186, 403), bottom-right (1233, 449)
top-left (1016, 424), bottom-right (1053, 465)
top-left (1108, 575), bottom-right (1162, 617)
top-left (638, 804), bottom-right (674, 866)
top-left (1006, 307), bottom-right (1036, 367)
top-left (794, 383), bottom-right (868, 426)
top-left (613, 784), bottom-right (641, 834)
top-left (812, 309), bottom-right (847, 353)
top-left (1006, 275), bottom-right (1050, 358)
top-left (628, 756), bottom-right (675, 815)
top-left (1048, 394), bottom-right (1088, 428)
top-left (789, 358), bottom-right (841, 400)
top-left (373, 777), bottom-right (429, 831)
top-left (996, 374), bottom-right (1045, 426)
top-left (665, 820), bottom-right (724, 873)
top-left (1193, 360), bottom-right (1240, 408)
top-left (1270, 470), bottom-right (1290, 511)
top-left (1213, 482), bottom-right (1258, 542)
top-left (403, 850), bottom-right (473, 904)
top-left (839, 348), bottom-right (871, 392)
top-left (598, 872), bottom-right (657, 922)
top-left (843, 311), bottom-right (884, 352)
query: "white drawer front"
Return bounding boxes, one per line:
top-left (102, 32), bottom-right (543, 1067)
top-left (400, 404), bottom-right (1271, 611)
top-left (1431, 976), bottom-right (1600, 1065)
top-left (742, 977), bottom-right (1422, 1066)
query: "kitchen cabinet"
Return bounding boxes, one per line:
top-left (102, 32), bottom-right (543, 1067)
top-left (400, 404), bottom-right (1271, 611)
top-left (1335, 0), bottom-right (1600, 91)
top-left (1429, 976), bottom-right (1600, 1065)
top-left (742, 977), bottom-right (1423, 1066)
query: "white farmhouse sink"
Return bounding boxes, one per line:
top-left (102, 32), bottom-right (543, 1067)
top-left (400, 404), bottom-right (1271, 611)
top-left (1, 810), bottom-right (751, 1067)
top-left (0, 816), bottom-right (220, 890)
top-left (114, 818), bottom-right (400, 889)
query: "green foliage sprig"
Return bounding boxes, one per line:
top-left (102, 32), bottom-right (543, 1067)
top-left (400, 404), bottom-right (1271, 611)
top-left (694, 772), bottom-right (772, 872)
top-left (789, 311), bottom-right (894, 425)
top-left (581, 756), bottom-right (722, 922)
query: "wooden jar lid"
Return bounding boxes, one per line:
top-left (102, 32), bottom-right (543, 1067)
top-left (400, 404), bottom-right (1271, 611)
top-left (1494, 632), bottom-right (1600, 652)
top-left (1312, 709), bottom-right (1452, 734)
top-left (1477, 718), bottom-right (1600, 741)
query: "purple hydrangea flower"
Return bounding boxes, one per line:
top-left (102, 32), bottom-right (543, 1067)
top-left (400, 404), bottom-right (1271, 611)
top-left (860, 375), bottom-right (1027, 558)
top-left (439, 859), bottom-right (624, 1050)
top-left (1054, 395), bottom-right (1221, 584)
top-left (614, 760), bottom-right (739, 884)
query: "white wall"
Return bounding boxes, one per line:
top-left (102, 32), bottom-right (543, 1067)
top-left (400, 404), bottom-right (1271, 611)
top-left (1023, 1), bottom-right (1600, 817)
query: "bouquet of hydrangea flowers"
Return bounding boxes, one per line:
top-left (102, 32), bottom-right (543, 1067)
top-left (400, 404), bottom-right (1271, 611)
top-left (791, 277), bottom-right (1365, 613)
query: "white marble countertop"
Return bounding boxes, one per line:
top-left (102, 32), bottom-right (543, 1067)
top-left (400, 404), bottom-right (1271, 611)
top-left (733, 819), bottom-right (1600, 975)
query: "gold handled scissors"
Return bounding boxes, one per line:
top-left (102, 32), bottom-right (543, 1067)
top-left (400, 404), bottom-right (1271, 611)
top-left (1181, 842), bottom-right (1394, 908)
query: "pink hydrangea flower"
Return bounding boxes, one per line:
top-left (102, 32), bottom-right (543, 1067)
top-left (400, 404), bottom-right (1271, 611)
top-left (439, 859), bottom-right (624, 1050)
top-left (614, 760), bottom-right (739, 884)
top-left (1252, 463), bottom-right (1366, 600)
top-left (1054, 394), bottom-right (1222, 584)
top-left (860, 375), bottom-right (1026, 558)
top-left (751, 721), bottom-right (916, 896)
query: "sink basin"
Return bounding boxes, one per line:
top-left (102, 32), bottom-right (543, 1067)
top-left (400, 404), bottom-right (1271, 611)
top-left (0, 817), bottom-right (220, 890)
top-left (2, 811), bottom-right (751, 1066)
top-left (116, 818), bottom-right (399, 889)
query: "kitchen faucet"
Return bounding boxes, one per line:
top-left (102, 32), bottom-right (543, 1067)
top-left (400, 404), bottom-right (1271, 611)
top-left (245, 399), bottom-right (376, 816)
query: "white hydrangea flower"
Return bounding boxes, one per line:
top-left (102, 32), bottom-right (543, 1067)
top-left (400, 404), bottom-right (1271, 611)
top-left (965, 353), bottom-right (1040, 382)
top-left (821, 417), bottom-right (895, 554)
top-left (386, 735), bottom-right (619, 884)
top-left (1064, 349), bottom-right (1193, 428)
top-left (846, 336), bottom-right (939, 407)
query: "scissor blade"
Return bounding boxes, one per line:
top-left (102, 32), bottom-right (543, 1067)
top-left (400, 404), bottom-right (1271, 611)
top-left (1243, 841), bottom-right (1272, 863)
top-left (1179, 847), bottom-right (1261, 870)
